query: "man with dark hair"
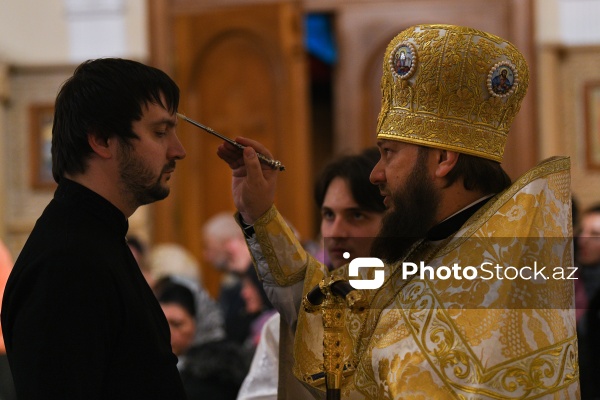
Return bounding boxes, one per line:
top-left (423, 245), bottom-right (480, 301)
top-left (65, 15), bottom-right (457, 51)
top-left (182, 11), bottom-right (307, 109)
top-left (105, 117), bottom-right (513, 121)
top-left (238, 148), bottom-right (385, 399)
top-left (1, 58), bottom-right (187, 399)
top-left (218, 25), bottom-right (578, 398)
top-left (314, 147), bottom-right (386, 270)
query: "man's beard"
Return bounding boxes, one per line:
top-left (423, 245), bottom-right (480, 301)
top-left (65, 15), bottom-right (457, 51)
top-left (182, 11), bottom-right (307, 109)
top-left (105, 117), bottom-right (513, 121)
top-left (118, 143), bottom-right (172, 207)
top-left (370, 151), bottom-right (440, 264)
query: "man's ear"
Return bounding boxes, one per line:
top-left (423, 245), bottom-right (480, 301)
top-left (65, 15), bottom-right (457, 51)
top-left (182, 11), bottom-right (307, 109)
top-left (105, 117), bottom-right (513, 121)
top-left (434, 150), bottom-right (459, 178)
top-left (87, 133), bottom-right (113, 159)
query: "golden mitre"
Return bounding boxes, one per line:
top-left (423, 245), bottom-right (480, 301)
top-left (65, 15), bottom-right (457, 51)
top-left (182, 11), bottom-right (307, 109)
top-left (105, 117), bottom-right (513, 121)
top-left (377, 24), bottom-right (529, 162)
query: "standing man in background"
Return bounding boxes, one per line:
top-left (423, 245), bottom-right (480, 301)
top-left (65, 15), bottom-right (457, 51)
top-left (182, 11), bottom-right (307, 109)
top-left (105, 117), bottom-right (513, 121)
top-left (237, 147), bottom-right (386, 399)
top-left (1, 58), bottom-right (187, 399)
top-left (315, 147), bottom-right (385, 270)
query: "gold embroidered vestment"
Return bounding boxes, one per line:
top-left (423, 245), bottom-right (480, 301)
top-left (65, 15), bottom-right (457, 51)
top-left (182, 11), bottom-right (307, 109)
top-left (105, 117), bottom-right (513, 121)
top-left (248, 157), bottom-right (579, 399)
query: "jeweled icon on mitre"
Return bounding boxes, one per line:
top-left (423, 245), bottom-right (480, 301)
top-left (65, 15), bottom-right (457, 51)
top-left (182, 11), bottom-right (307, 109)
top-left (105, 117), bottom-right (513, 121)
top-left (390, 42), bottom-right (417, 79)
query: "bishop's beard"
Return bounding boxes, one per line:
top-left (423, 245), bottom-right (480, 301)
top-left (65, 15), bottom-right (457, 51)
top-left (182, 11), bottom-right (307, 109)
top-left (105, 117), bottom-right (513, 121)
top-left (370, 151), bottom-right (440, 264)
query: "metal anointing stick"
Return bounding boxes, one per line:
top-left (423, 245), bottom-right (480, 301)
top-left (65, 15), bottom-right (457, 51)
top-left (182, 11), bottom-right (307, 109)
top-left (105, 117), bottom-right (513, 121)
top-left (177, 113), bottom-right (286, 171)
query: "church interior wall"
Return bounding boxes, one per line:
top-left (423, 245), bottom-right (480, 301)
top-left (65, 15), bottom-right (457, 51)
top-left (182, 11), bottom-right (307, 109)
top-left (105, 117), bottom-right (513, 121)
top-left (542, 45), bottom-right (600, 213)
top-left (1, 0), bottom-right (599, 261)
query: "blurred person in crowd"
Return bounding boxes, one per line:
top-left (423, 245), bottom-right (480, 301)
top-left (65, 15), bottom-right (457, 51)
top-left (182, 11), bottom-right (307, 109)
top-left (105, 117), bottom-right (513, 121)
top-left (0, 239), bottom-right (16, 400)
top-left (147, 242), bottom-right (202, 285)
top-left (575, 204), bottom-right (600, 399)
top-left (203, 212), bottom-right (255, 344)
top-left (575, 205), bottom-right (600, 302)
top-left (155, 276), bottom-right (247, 399)
top-left (148, 242), bottom-right (226, 349)
top-left (1, 58), bottom-right (187, 398)
top-left (241, 266), bottom-right (277, 351)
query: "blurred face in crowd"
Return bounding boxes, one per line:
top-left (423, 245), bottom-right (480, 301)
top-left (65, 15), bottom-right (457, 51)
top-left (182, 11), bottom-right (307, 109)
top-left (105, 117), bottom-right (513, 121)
top-left (202, 236), bottom-right (230, 271)
top-left (241, 276), bottom-right (264, 314)
top-left (161, 302), bottom-right (196, 356)
top-left (577, 212), bottom-right (600, 266)
top-left (203, 235), bottom-right (250, 274)
top-left (224, 236), bottom-right (252, 274)
top-left (320, 177), bottom-right (383, 269)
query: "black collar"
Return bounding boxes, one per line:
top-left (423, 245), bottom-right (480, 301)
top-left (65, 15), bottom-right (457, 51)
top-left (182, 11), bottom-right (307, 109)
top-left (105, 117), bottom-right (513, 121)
top-left (425, 197), bottom-right (491, 241)
top-left (54, 178), bottom-right (129, 237)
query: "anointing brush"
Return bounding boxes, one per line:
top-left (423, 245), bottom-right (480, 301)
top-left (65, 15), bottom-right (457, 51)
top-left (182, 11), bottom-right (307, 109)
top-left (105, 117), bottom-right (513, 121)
top-left (177, 113), bottom-right (286, 171)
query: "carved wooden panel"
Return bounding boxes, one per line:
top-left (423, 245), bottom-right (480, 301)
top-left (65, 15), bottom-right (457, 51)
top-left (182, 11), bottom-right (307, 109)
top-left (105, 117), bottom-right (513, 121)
top-left (151, 2), bottom-right (312, 296)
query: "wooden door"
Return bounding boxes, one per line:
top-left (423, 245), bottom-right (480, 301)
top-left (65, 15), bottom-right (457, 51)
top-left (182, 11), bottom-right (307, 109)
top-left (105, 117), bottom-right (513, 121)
top-left (150, 2), bottom-right (313, 297)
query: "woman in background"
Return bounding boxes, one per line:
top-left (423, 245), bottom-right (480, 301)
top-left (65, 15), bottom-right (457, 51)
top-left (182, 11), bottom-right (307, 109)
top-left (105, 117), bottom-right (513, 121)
top-left (155, 276), bottom-right (248, 399)
top-left (240, 267), bottom-right (277, 351)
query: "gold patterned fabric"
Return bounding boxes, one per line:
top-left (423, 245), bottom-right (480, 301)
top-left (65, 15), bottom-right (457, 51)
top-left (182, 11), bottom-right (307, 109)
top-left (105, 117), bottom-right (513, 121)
top-left (249, 157), bottom-right (579, 399)
top-left (377, 24), bottom-right (529, 162)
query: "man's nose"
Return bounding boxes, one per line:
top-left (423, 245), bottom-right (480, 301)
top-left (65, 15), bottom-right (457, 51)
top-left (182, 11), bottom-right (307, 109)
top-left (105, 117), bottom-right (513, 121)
top-left (370, 161), bottom-right (384, 185)
top-left (329, 218), bottom-right (349, 238)
top-left (169, 134), bottom-right (187, 160)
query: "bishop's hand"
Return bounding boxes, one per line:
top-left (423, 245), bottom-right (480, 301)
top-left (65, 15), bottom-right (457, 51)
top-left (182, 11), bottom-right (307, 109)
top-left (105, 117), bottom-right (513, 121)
top-left (216, 137), bottom-right (278, 224)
